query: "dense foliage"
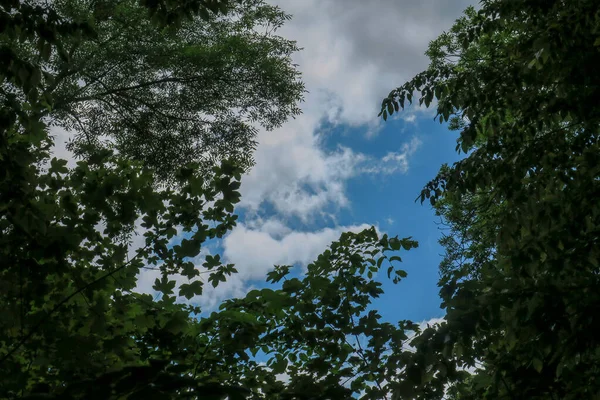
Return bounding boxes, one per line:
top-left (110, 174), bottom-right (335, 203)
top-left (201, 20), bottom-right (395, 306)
top-left (1, 1), bottom-right (418, 399)
top-left (3, 0), bottom-right (304, 182)
top-left (381, 0), bottom-right (600, 398)
top-left (4, 0), bottom-right (599, 398)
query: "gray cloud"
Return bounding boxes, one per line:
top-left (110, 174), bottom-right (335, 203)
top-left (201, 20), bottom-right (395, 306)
top-left (316, 1), bottom-right (472, 72)
top-left (273, 0), bottom-right (474, 120)
top-left (237, 0), bottom-right (473, 220)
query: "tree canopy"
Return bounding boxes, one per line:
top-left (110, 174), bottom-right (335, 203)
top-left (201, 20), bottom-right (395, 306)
top-left (3, 0), bottom-right (600, 399)
top-left (380, 0), bottom-right (600, 398)
top-left (1, 0), bottom-right (418, 399)
top-left (3, 0), bottom-right (304, 182)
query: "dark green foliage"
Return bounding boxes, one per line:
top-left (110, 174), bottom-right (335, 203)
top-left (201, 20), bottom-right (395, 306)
top-left (380, 0), bottom-right (600, 398)
top-left (2, 1), bottom-right (424, 399)
top-left (0, 0), bottom-right (238, 135)
top-left (205, 229), bottom-right (420, 399)
top-left (0, 145), bottom-right (243, 396)
top-left (8, 0), bottom-right (600, 398)
top-left (0, 143), bottom-right (423, 398)
top-left (2, 0), bottom-right (304, 182)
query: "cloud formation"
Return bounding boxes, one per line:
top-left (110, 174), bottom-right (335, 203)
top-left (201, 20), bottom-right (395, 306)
top-left (240, 135), bottom-right (422, 220)
top-left (134, 219), bottom-right (375, 310)
top-left (238, 0), bottom-right (471, 220)
top-left (223, 220), bottom-right (373, 278)
top-left (199, 0), bottom-right (471, 305)
top-left (49, 0), bottom-right (473, 308)
top-left (272, 0), bottom-right (472, 128)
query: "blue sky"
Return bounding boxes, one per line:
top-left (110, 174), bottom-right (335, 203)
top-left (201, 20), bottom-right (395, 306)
top-left (331, 119), bottom-right (464, 322)
top-left (223, 113), bottom-right (466, 324)
top-left (51, 0), bottom-right (473, 325)
top-left (192, 0), bottom-right (474, 324)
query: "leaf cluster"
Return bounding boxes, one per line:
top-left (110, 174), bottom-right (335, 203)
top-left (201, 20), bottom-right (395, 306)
top-left (379, 1), bottom-right (600, 398)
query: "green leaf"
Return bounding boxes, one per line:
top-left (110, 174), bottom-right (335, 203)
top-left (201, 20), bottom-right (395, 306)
top-left (389, 237), bottom-right (401, 251)
top-left (49, 158), bottom-right (69, 175)
top-left (179, 280), bottom-right (203, 299)
top-left (272, 358), bottom-right (288, 374)
top-left (532, 358), bottom-right (543, 373)
top-left (154, 276), bottom-right (176, 295)
top-left (395, 270), bottom-right (407, 278)
top-left (176, 238), bottom-right (201, 258)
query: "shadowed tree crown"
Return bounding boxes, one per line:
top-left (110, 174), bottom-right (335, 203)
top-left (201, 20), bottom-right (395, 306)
top-left (5, 0), bottom-right (304, 182)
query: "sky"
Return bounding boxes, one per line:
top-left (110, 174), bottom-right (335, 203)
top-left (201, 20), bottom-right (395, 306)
top-left (52, 0), bottom-right (474, 325)
top-left (208, 0), bottom-right (474, 323)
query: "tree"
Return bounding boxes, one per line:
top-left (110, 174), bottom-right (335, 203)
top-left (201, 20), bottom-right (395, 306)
top-left (0, 151), bottom-right (246, 397)
top-left (380, 0), bottom-right (600, 398)
top-left (0, 143), bottom-right (424, 398)
top-left (3, 0), bottom-right (304, 182)
top-left (0, 0), bottom-right (245, 135)
top-left (2, 1), bottom-right (425, 399)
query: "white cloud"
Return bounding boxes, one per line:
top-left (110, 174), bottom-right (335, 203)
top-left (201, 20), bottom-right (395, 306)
top-left (403, 114), bottom-right (417, 123)
top-left (133, 218), bottom-right (375, 309)
top-left (237, 0), bottom-right (470, 220)
top-left (271, 0), bottom-right (472, 129)
top-left (361, 136), bottom-right (422, 175)
top-left (240, 135), bottom-right (421, 220)
top-left (244, 217), bottom-right (292, 239)
top-left (222, 220), bottom-right (373, 279)
top-left (239, 138), bottom-right (362, 220)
